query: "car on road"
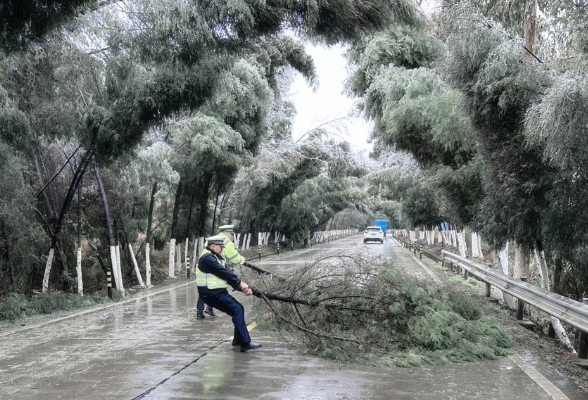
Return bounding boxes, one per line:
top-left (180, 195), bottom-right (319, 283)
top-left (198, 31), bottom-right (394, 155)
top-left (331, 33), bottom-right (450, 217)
top-left (363, 226), bottom-right (384, 244)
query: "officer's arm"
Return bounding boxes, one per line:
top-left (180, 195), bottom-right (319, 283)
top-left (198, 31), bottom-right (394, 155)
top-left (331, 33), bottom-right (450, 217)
top-left (199, 254), bottom-right (241, 289)
top-left (225, 242), bottom-right (246, 265)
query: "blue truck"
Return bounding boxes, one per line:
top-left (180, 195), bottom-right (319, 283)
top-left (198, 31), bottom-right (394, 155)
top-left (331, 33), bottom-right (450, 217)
top-left (374, 219), bottom-right (387, 236)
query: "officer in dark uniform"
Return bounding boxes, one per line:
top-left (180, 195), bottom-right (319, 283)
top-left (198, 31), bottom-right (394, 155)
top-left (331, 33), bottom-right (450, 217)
top-left (196, 235), bottom-right (262, 352)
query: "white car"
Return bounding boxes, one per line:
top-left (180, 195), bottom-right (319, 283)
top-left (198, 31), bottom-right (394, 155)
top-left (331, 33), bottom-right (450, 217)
top-left (363, 226), bottom-right (384, 244)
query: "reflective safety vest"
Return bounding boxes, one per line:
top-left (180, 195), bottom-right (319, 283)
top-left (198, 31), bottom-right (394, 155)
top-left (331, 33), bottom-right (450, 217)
top-left (220, 234), bottom-right (246, 265)
top-left (196, 250), bottom-right (229, 289)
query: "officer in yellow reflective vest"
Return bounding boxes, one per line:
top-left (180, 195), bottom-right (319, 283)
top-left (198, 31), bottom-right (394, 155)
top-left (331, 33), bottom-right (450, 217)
top-left (196, 225), bottom-right (246, 319)
top-left (196, 235), bottom-right (262, 352)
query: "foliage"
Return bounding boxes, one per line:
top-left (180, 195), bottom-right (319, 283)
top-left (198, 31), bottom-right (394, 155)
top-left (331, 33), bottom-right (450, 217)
top-left (252, 256), bottom-right (510, 367)
top-left (0, 291), bottom-right (110, 321)
top-left (401, 184), bottom-right (440, 228)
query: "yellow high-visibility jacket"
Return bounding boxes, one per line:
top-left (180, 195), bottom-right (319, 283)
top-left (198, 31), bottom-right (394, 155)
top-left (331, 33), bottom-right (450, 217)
top-left (196, 249), bottom-right (229, 290)
top-left (219, 232), bottom-right (246, 265)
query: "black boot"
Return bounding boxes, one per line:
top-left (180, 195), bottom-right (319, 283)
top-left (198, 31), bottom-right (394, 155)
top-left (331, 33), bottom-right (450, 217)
top-left (240, 341), bottom-right (262, 352)
top-left (204, 306), bottom-right (216, 317)
top-left (196, 310), bottom-right (205, 320)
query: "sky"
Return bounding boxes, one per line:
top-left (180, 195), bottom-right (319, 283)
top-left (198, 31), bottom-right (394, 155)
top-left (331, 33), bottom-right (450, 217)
top-left (288, 1), bottom-right (439, 154)
top-left (288, 44), bottom-right (374, 153)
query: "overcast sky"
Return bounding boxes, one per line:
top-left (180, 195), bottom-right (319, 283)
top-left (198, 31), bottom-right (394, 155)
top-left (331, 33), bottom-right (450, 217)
top-left (288, 44), bottom-right (374, 153)
top-left (288, 1), bottom-right (439, 154)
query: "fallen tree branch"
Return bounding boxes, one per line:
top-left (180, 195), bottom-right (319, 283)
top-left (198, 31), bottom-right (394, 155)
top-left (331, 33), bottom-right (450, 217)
top-left (243, 261), bottom-right (286, 281)
top-left (250, 287), bottom-right (372, 313)
top-left (259, 292), bottom-right (365, 344)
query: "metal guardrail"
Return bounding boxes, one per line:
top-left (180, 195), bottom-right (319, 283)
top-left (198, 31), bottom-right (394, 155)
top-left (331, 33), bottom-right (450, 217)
top-left (442, 250), bottom-right (588, 333)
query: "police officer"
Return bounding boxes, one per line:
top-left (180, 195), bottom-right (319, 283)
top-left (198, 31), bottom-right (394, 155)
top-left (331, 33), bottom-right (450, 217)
top-left (196, 224), bottom-right (245, 319)
top-left (196, 235), bottom-right (262, 352)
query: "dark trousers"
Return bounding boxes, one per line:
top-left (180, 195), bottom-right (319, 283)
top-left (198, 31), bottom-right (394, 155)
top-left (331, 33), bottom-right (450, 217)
top-left (196, 296), bottom-right (205, 311)
top-left (199, 289), bottom-right (251, 344)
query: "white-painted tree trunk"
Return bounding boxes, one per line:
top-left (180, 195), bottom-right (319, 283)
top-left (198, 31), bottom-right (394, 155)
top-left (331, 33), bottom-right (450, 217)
top-left (116, 245), bottom-right (125, 295)
top-left (184, 238), bottom-right (189, 273)
top-left (128, 243), bottom-right (144, 288)
top-left (471, 232), bottom-right (483, 258)
top-left (76, 246), bottom-right (83, 295)
top-left (246, 233), bottom-right (251, 250)
top-left (110, 245), bottom-right (124, 295)
top-left (534, 249), bottom-right (577, 354)
top-left (168, 238), bottom-right (176, 277)
top-left (42, 248), bottom-right (55, 293)
top-left (451, 230), bottom-right (457, 247)
top-left (145, 242), bottom-right (152, 287)
top-left (191, 238), bottom-right (198, 274)
top-left (495, 241), bottom-right (516, 309)
top-left (514, 242), bottom-right (529, 281)
top-left (116, 244), bottom-right (125, 291)
top-left (457, 232), bottom-right (467, 257)
top-left (176, 243), bottom-right (181, 274)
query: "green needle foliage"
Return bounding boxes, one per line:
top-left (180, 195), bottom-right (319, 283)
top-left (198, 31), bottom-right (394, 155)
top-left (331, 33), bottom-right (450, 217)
top-left (252, 256), bottom-right (511, 367)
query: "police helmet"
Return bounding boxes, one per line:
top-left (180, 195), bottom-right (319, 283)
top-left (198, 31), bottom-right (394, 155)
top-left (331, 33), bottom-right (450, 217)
top-left (206, 235), bottom-right (226, 247)
top-left (218, 224), bottom-right (235, 232)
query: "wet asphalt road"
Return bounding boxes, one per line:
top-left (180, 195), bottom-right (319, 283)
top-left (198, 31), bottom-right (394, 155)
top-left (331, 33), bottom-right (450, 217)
top-left (0, 235), bottom-right (581, 399)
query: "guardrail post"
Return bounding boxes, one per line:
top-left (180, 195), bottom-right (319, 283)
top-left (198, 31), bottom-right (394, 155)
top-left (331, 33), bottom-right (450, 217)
top-left (485, 263), bottom-right (492, 297)
top-left (186, 255), bottom-right (190, 279)
top-left (580, 298), bottom-right (588, 359)
top-left (516, 277), bottom-right (527, 320)
top-left (464, 269), bottom-right (469, 280)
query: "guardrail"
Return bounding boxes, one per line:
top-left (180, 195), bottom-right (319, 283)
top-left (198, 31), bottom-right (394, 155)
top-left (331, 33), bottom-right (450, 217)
top-left (390, 232), bottom-right (588, 356)
top-left (442, 250), bottom-right (588, 357)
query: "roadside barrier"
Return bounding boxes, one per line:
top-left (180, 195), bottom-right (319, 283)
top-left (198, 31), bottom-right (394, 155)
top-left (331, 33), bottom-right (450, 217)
top-left (442, 250), bottom-right (588, 358)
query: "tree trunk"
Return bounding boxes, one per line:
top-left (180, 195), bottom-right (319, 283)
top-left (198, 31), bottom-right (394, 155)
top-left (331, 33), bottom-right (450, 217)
top-left (76, 179), bottom-right (83, 295)
top-left (1, 220), bottom-right (15, 289)
top-left (95, 165), bottom-right (122, 295)
top-left (42, 150), bottom-right (93, 293)
top-left (535, 240), bottom-right (576, 354)
top-left (210, 184), bottom-right (221, 236)
top-left (145, 243), bottom-right (152, 287)
top-left (553, 257), bottom-right (563, 294)
top-left (128, 243), bottom-right (144, 287)
top-left (185, 191), bottom-right (195, 239)
top-left (197, 174), bottom-right (214, 237)
top-left (524, 1), bottom-right (537, 54)
top-left (514, 242), bottom-right (529, 280)
top-left (169, 181), bottom-right (183, 278)
top-left (145, 182), bottom-right (158, 287)
top-left (495, 242), bottom-right (517, 309)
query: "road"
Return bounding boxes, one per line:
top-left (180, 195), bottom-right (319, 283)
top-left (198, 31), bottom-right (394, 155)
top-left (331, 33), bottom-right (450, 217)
top-left (0, 235), bottom-right (583, 399)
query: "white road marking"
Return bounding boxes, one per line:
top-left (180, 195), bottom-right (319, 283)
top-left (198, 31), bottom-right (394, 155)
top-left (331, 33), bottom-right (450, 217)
top-left (508, 353), bottom-right (570, 400)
